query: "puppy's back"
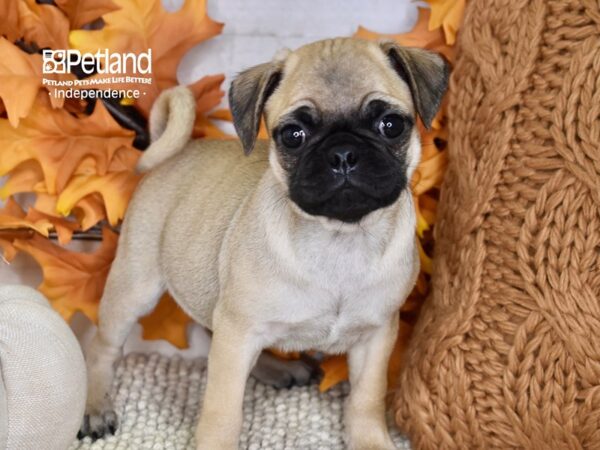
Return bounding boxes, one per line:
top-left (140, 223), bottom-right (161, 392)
top-left (125, 138), bottom-right (270, 327)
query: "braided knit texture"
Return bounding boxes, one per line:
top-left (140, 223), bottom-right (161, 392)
top-left (394, 0), bottom-right (600, 449)
top-left (70, 353), bottom-right (410, 449)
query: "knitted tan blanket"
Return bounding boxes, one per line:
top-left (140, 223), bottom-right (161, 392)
top-left (394, 0), bottom-right (600, 449)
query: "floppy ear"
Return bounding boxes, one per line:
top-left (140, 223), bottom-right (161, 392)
top-left (229, 61), bottom-right (284, 154)
top-left (380, 42), bottom-right (449, 128)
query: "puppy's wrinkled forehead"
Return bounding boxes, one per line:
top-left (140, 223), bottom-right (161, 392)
top-left (267, 39), bottom-right (413, 121)
top-left (228, 37), bottom-right (449, 155)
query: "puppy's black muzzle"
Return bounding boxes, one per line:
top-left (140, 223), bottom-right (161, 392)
top-left (328, 146), bottom-right (358, 176)
top-left (289, 132), bottom-right (406, 223)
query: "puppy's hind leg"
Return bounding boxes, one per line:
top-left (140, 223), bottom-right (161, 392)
top-left (251, 351), bottom-right (322, 388)
top-left (78, 247), bottom-right (165, 440)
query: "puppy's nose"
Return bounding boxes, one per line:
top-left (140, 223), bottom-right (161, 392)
top-left (328, 148), bottom-right (358, 175)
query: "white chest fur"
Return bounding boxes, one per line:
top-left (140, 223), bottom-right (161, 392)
top-left (228, 186), bottom-right (418, 354)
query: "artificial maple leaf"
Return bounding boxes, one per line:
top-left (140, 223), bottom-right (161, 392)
top-left (0, 95), bottom-right (135, 195)
top-left (319, 322), bottom-right (416, 392)
top-left (25, 208), bottom-right (79, 245)
top-left (427, 0), bottom-right (466, 45)
top-left (69, 0), bottom-right (223, 116)
top-left (419, 194), bottom-right (438, 225)
top-left (0, 0), bottom-right (20, 42)
top-left (197, 108), bottom-right (235, 138)
top-left (0, 38), bottom-right (75, 127)
top-left (17, 0), bottom-right (69, 50)
top-left (33, 190), bottom-right (107, 232)
top-left (56, 170), bottom-right (141, 225)
top-left (0, 197), bottom-right (52, 262)
top-left (139, 293), bottom-right (193, 349)
top-left (412, 150), bottom-right (447, 196)
top-left (14, 227), bottom-right (118, 322)
top-left (189, 74), bottom-right (227, 137)
top-left (319, 355), bottom-right (348, 392)
top-left (201, 109), bottom-right (269, 140)
top-left (54, 0), bottom-right (119, 29)
top-left (0, 159), bottom-right (44, 199)
top-left (193, 115), bottom-right (231, 139)
top-left (355, 8), bottom-right (453, 61)
top-left (387, 320), bottom-right (415, 391)
top-left (107, 146), bottom-right (141, 171)
top-left (189, 74), bottom-right (225, 115)
top-left (72, 195), bottom-right (107, 230)
top-left (0, 198), bottom-right (52, 237)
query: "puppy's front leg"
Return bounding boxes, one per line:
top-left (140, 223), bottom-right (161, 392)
top-left (345, 314), bottom-right (399, 450)
top-left (196, 315), bottom-right (260, 450)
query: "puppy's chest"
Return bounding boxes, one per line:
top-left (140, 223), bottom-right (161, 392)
top-left (262, 241), bottom-right (403, 353)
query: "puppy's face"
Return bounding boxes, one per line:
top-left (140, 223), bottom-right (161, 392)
top-left (230, 38), bottom-right (449, 223)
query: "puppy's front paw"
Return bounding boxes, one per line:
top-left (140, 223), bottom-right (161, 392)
top-left (345, 419), bottom-right (396, 450)
top-left (347, 434), bottom-right (396, 450)
top-left (77, 410), bottom-right (118, 441)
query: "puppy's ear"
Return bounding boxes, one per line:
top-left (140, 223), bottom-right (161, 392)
top-left (229, 57), bottom-right (285, 154)
top-left (380, 42), bottom-right (449, 128)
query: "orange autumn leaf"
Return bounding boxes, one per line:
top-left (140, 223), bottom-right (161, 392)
top-left (107, 146), bottom-right (141, 172)
top-left (0, 198), bottom-right (25, 262)
top-left (197, 108), bottom-right (235, 139)
top-left (69, 0), bottom-right (223, 116)
top-left (16, 0), bottom-right (69, 50)
top-left (0, 1), bottom-right (20, 42)
top-left (26, 186), bottom-right (106, 233)
top-left (54, 0), bottom-right (119, 29)
top-left (319, 355), bottom-right (348, 392)
top-left (193, 115), bottom-right (232, 139)
top-left (34, 192), bottom-right (107, 232)
top-left (417, 239), bottom-right (433, 275)
top-left (0, 96), bottom-right (135, 195)
top-left (355, 8), bottom-right (453, 61)
top-left (201, 110), bottom-right (269, 140)
top-left (415, 201), bottom-right (431, 238)
top-left (14, 227), bottom-right (118, 322)
top-left (427, 0), bottom-right (466, 45)
top-left (208, 109), bottom-right (232, 122)
top-left (189, 74), bottom-right (227, 138)
top-left (189, 74), bottom-right (226, 115)
top-left (319, 318), bottom-right (414, 392)
top-left (0, 197), bottom-right (51, 261)
top-left (412, 149), bottom-right (448, 195)
top-left (387, 320), bottom-right (415, 391)
top-left (56, 170), bottom-right (141, 225)
top-left (139, 293), bottom-right (193, 349)
top-left (0, 198), bottom-right (53, 237)
top-left (0, 38), bottom-right (72, 127)
top-left (72, 195), bottom-right (107, 230)
top-left (419, 193), bottom-right (438, 226)
top-left (25, 208), bottom-right (79, 245)
top-left (0, 159), bottom-right (44, 199)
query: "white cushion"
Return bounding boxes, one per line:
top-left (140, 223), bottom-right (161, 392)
top-left (0, 285), bottom-right (86, 450)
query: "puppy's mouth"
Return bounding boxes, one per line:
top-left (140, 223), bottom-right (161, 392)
top-left (289, 173), bottom-right (406, 223)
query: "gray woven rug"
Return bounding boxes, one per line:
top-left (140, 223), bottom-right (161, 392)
top-left (70, 353), bottom-right (411, 449)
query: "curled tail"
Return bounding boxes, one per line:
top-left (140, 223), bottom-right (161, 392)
top-left (136, 86), bottom-right (196, 173)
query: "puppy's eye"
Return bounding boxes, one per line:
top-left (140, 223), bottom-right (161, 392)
top-left (281, 125), bottom-right (306, 148)
top-left (378, 115), bottom-right (404, 139)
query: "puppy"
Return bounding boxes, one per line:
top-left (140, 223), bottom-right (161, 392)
top-left (79, 37), bottom-right (448, 449)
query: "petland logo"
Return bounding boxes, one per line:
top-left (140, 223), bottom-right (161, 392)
top-left (42, 49), bottom-right (153, 100)
top-left (42, 49), bottom-right (152, 75)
